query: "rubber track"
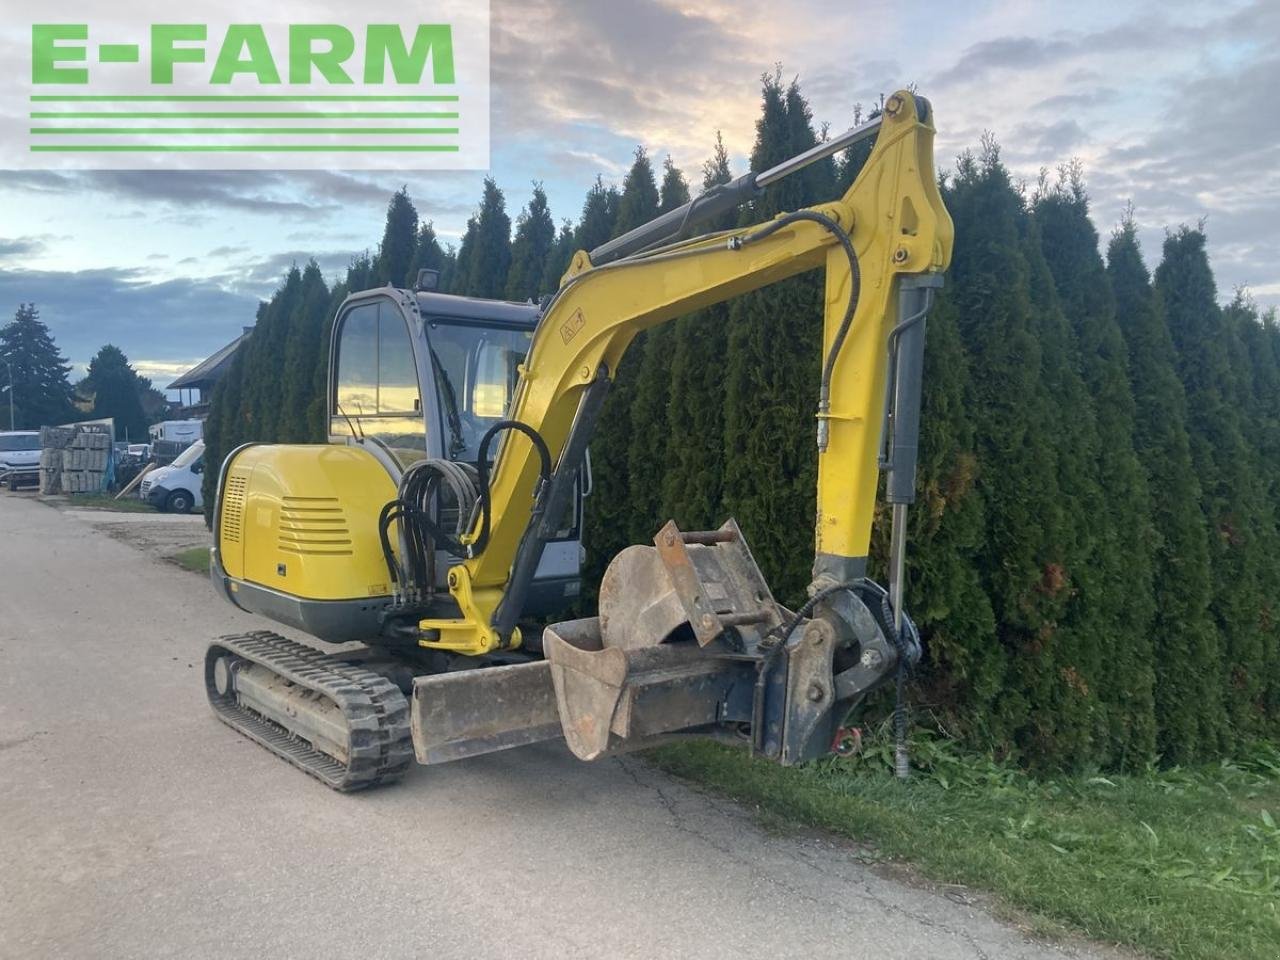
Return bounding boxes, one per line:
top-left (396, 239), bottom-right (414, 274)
top-left (205, 631), bottom-right (413, 792)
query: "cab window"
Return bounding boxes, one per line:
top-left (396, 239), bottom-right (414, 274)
top-left (332, 301), bottom-right (425, 465)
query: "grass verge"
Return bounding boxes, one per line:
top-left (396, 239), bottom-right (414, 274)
top-left (62, 493), bottom-right (154, 513)
top-left (170, 546), bottom-right (211, 574)
top-left (652, 733), bottom-right (1280, 960)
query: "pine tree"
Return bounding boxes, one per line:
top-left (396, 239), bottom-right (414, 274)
top-left (505, 184), bottom-right (556, 302)
top-left (374, 188), bottom-right (419, 286)
top-left (0, 303), bottom-right (74, 428)
top-left (83, 344), bottom-right (149, 441)
top-left (1034, 171), bottom-right (1156, 764)
top-left (1159, 227), bottom-right (1270, 743)
top-left (662, 132), bottom-right (733, 528)
top-left (456, 178), bottom-right (512, 298)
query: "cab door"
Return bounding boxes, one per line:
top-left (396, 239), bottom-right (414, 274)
top-left (329, 296), bottom-right (436, 468)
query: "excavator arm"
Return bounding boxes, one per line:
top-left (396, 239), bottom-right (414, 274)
top-left (421, 90), bottom-right (952, 659)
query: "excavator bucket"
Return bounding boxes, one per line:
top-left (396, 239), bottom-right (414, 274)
top-left (542, 520), bottom-right (786, 760)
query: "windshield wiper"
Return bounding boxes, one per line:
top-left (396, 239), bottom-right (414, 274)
top-left (428, 345), bottom-right (467, 458)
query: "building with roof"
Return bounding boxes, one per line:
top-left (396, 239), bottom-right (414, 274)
top-left (166, 327), bottom-right (252, 417)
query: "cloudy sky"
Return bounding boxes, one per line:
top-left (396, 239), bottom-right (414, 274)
top-left (1, 0), bottom-right (1276, 386)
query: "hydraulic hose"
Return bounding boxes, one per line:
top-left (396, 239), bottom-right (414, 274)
top-left (736, 210), bottom-right (861, 450)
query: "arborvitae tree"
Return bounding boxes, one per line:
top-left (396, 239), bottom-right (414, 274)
top-left (0, 303), bottom-right (75, 428)
top-left (84, 344), bottom-right (149, 441)
top-left (457, 178), bottom-right (512, 299)
top-left (407, 221), bottom-right (448, 287)
top-left (584, 146), bottom-right (663, 577)
top-left (449, 219), bottom-right (477, 295)
top-left (505, 184), bottom-right (556, 302)
top-left (836, 102), bottom-right (876, 191)
top-left (373, 188), bottom-right (419, 286)
top-left (720, 75), bottom-right (835, 602)
top-left (942, 145), bottom-right (1072, 758)
top-left (1159, 226), bottom-right (1270, 743)
top-left (623, 157), bottom-right (692, 541)
top-left (279, 261), bottom-right (332, 442)
top-left (662, 132), bottom-right (733, 528)
top-left (238, 267), bottom-right (302, 439)
top-left (611, 147), bottom-right (661, 238)
top-left (1034, 171), bottom-right (1156, 765)
top-left (201, 345), bottom-right (245, 521)
top-left (889, 278), bottom-right (998, 742)
top-left (1225, 294), bottom-right (1280, 734)
top-left (541, 221), bottom-right (575, 295)
top-left (657, 156), bottom-right (691, 214)
top-left (574, 176), bottom-right (620, 253)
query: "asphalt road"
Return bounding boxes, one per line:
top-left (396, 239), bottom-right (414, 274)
top-left (0, 495), bottom-right (1118, 960)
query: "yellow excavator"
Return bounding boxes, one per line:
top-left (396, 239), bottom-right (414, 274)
top-left (204, 90), bottom-right (953, 789)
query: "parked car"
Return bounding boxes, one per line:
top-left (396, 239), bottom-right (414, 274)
top-left (0, 431), bottom-right (41, 490)
top-left (141, 440), bottom-right (204, 513)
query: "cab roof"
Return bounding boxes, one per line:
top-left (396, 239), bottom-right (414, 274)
top-left (413, 290), bottom-right (540, 327)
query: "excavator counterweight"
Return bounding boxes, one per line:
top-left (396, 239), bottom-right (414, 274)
top-left (204, 89), bottom-right (953, 788)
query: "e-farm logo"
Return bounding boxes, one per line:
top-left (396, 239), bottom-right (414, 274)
top-left (1, 1), bottom-right (489, 170)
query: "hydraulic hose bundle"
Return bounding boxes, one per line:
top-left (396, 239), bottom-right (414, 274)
top-left (376, 419), bottom-right (553, 603)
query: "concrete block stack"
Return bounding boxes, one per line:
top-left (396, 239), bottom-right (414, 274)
top-left (39, 425), bottom-right (112, 495)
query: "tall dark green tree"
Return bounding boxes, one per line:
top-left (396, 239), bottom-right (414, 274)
top-left (662, 132), bottom-right (733, 528)
top-left (657, 156), bottom-right (691, 214)
top-left (279, 261), bottom-right (332, 442)
top-left (720, 75), bottom-right (835, 602)
top-left (83, 344), bottom-right (149, 441)
top-left (0, 303), bottom-right (75, 428)
top-left (623, 157), bottom-right (692, 542)
top-left (1034, 171), bottom-right (1157, 764)
top-left (456, 178), bottom-right (512, 299)
top-left (941, 145), bottom-right (1074, 759)
top-left (373, 188), bottom-right (419, 286)
top-left (584, 145), bottom-right (663, 579)
top-left (408, 221), bottom-right (448, 288)
top-left (505, 184), bottom-right (556, 302)
top-left (1159, 226), bottom-right (1270, 743)
top-left (541, 221), bottom-right (575, 295)
top-left (574, 176), bottom-right (620, 253)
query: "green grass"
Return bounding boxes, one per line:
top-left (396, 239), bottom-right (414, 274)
top-left (652, 733), bottom-right (1280, 960)
top-left (62, 494), bottom-right (154, 512)
top-left (170, 547), bottom-right (211, 575)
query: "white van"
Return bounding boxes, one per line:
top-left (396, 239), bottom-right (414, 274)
top-left (0, 431), bottom-right (41, 489)
top-left (141, 440), bottom-right (205, 513)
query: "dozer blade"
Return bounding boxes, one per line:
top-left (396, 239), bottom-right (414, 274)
top-left (410, 661), bottom-right (564, 764)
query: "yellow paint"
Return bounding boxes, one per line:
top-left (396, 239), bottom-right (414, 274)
top-left (219, 444), bottom-right (397, 601)
top-left (417, 89), bottom-right (953, 656)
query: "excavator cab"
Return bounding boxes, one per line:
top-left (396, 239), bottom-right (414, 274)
top-left (209, 288), bottom-right (585, 646)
